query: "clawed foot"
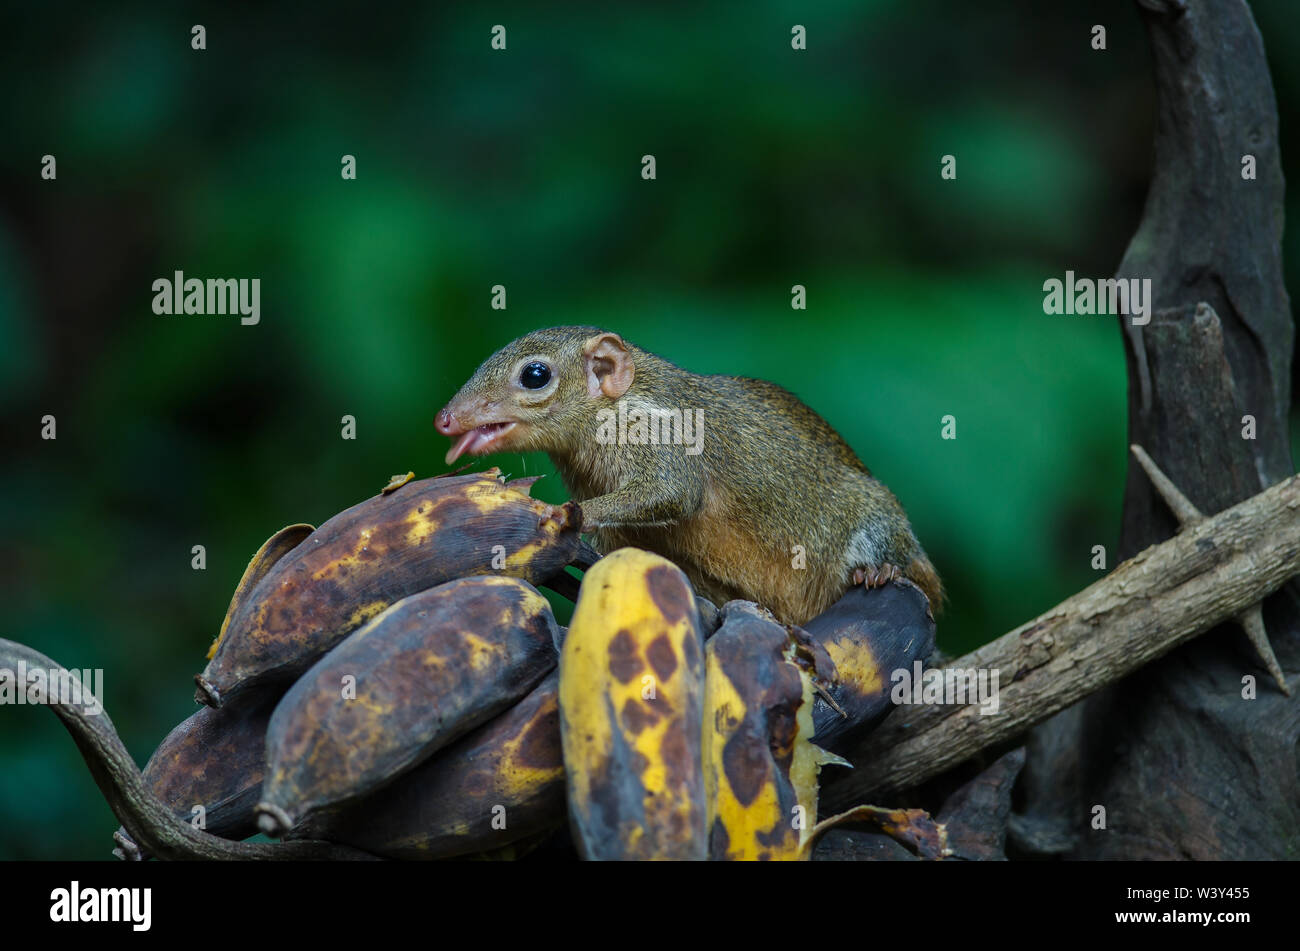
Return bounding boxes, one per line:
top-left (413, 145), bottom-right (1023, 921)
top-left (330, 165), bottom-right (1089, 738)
top-left (853, 562), bottom-right (904, 589)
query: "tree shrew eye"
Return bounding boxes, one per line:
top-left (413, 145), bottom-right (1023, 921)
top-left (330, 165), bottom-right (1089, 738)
top-left (520, 362), bottom-right (551, 389)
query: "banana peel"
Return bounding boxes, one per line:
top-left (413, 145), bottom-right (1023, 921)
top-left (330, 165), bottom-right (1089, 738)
top-left (800, 579), bottom-right (936, 755)
top-left (559, 548), bottom-right (707, 860)
top-left (703, 600), bottom-right (848, 860)
top-left (806, 804), bottom-right (951, 860)
top-left (208, 523), bottom-right (314, 662)
top-left (256, 575), bottom-right (559, 835)
top-left (197, 469), bottom-right (581, 708)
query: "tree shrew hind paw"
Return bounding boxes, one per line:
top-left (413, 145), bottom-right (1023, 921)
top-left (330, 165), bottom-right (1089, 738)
top-left (852, 562), bottom-right (904, 589)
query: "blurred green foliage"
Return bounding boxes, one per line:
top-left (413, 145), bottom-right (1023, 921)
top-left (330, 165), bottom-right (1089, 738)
top-left (1, 0), bottom-right (1297, 859)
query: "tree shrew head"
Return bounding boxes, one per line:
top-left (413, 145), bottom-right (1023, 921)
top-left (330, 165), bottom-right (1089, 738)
top-left (435, 326), bottom-right (637, 464)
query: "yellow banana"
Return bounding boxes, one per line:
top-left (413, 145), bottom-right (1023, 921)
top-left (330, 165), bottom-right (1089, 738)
top-left (559, 548), bottom-right (707, 860)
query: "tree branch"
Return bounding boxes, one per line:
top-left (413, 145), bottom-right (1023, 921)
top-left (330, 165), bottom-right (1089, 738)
top-left (0, 638), bottom-right (378, 860)
top-left (1018, 0), bottom-right (1299, 861)
top-left (823, 450), bottom-right (1299, 810)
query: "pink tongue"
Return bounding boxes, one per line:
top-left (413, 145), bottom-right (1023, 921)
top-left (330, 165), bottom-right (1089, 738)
top-left (445, 430), bottom-right (480, 465)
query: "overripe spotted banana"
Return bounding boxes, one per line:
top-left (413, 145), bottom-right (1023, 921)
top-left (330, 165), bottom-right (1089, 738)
top-left (255, 575), bottom-right (559, 835)
top-left (197, 469), bottom-right (580, 708)
top-left (801, 580), bottom-right (936, 754)
top-left (209, 522), bottom-right (314, 663)
top-left (703, 600), bottom-right (846, 860)
top-left (113, 690), bottom-right (279, 860)
top-left (559, 547), bottom-right (707, 860)
top-left (292, 671), bottom-right (565, 859)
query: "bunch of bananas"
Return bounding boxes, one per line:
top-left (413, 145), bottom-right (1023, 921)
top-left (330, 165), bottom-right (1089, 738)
top-left (116, 468), bottom-right (939, 861)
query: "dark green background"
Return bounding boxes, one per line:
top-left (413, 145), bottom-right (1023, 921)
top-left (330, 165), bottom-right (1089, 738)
top-left (2, 1), bottom-right (1297, 859)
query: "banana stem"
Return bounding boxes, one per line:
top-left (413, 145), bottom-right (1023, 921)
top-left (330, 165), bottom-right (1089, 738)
top-left (0, 638), bottom-right (379, 861)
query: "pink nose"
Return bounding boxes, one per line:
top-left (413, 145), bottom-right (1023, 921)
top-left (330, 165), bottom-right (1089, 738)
top-left (434, 408), bottom-right (459, 436)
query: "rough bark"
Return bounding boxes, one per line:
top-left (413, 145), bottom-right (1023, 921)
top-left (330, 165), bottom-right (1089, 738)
top-left (821, 467), bottom-right (1300, 813)
top-left (1016, 0), bottom-right (1300, 860)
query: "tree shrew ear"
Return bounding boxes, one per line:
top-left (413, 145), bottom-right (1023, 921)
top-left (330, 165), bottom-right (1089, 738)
top-left (583, 333), bottom-right (634, 399)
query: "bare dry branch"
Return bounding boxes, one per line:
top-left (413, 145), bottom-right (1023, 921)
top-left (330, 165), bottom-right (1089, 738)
top-left (823, 455), bottom-right (1299, 811)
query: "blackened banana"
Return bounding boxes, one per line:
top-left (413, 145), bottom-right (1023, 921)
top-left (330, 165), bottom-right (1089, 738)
top-left (801, 580), bottom-right (936, 755)
top-left (113, 690), bottom-right (280, 860)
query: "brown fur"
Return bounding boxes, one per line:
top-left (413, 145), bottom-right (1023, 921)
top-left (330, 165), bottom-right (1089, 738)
top-left (437, 326), bottom-right (943, 625)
